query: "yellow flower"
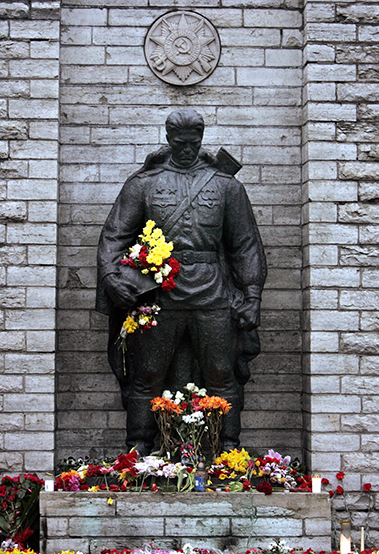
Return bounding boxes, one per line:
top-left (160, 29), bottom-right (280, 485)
top-left (258, 470), bottom-right (264, 477)
top-left (230, 472), bottom-right (236, 478)
top-left (152, 228), bottom-right (163, 239)
top-left (141, 268), bottom-right (149, 274)
top-left (219, 473), bottom-right (228, 480)
top-left (143, 220), bottom-right (156, 234)
top-left (252, 470), bottom-right (257, 475)
top-left (206, 488), bottom-right (213, 492)
top-left (123, 316), bottom-right (138, 334)
top-left (281, 477), bottom-right (286, 483)
top-left (107, 497), bottom-right (114, 505)
top-left (88, 485), bottom-right (100, 492)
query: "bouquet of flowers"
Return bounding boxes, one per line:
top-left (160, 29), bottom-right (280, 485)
top-left (151, 383), bottom-right (231, 464)
top-left (121, 220), bottom-right (180, 292)
top-left (0, 474), bottom-right (44, 549)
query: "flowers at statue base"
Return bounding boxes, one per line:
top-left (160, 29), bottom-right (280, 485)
top-left (207, 448), bottom-right (300, 492)
top-left (0, 474), bottom-right (44, 550)
top-left (121, 220), bottom-right (180, 291)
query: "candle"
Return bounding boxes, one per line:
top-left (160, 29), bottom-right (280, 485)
top-left (360, 527), bottom-right (364, 552)
top-left (44, 471), bottom-right (55, 492)
top-left (312, 474), bottom-right (322, 493)
top-left (340, 519), bottom-right (351, 554)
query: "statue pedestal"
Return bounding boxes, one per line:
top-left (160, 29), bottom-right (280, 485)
top-left (40, 491), bottom-right (332, 554)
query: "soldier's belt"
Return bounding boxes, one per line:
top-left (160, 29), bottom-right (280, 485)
top-left (175, 251), bottom-right (218, 264)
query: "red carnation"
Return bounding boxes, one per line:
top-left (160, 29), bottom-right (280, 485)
top-left (151, 483), bottom-right (159, 492)
top-left (336, 471), bottom-right (345, 480)
top-left (336, 485), bottom-right (344, 495)
top-left (80, 484), bottom-right (89, 490)
top-left (168, 257), bottom-right (180, 278)
top-left (321, 478), bottom-right (329, 485)
top-left (139, 245), bottom-right (149, 268)
top-left (0, 485), bottom-right (6, 497)
top-left (257, 481), bottom-right (273, 495)
top-left (243, 480), bottom-right (252, 491)
top-left (363, 483), bottom-right (372, 492)
top-left (109, 484), bottom-right (120, 492)
top-left (161, 275), bottom-right (176, 291)
top-left (329, 490), bottom-right (334, 498)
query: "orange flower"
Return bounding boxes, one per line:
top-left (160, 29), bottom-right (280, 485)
top-left (61, 470), bottom-right (79, 479)
top-left (199, 395), bottom-right (231, 414)
top-left (151, 397), bottom-right (183, 415)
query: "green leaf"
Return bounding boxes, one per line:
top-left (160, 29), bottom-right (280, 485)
top-left (228, 481), bottom-right (244, 492)
top-left (19, 474), bottom-right (26, 485)
top-left (0, 515), bottom-right (10, 534)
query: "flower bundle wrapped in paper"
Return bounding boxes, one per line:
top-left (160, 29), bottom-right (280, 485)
top-left (121, 220), bottom-right (180, 292)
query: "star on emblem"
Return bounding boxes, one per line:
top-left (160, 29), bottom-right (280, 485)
top-left (145, 11), bottom-right (221, 86)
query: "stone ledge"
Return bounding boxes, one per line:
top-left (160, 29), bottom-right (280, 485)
top-left (40, 491), bottom-right (332, 554)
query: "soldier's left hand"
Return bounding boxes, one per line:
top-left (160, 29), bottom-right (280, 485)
top-left (237, 298), bottom-right (261, 331)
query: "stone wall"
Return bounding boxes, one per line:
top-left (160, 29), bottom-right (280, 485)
top-left (56, 0), bottom-right (304, 463)
top-left (302, 0), bottom-right (379, 501)
top-left (0, 0), bottom-right (59, 475)
top-left (0, 2), bottom-right (378, 541)
top-left (40, 491), bottom-right (332, 553)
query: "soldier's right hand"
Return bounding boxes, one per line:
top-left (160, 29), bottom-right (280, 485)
top-left (103, 273), bottom-right (138, 309)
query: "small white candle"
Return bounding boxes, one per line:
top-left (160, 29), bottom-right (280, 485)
top-left (340, 520), bottom-right (351, 554)
top-left (360, 527), bottom-right (364, 552)
top-left (312, 474), bottom-right (321, 493)
top-left (44, 472), bottom-right (55, 492)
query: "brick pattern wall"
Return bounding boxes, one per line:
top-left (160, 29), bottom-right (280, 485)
top-left (57, 0), bottom-right (304, 462)
top-left (302, 0), bottom-right (379, 543)
top-left (0, 0), bottom-right (59, 475)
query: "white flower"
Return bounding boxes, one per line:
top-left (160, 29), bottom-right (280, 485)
top-left (139, 318), bottom-right (147, 326)
top-left (174, 391), bottom-right (184, 404)
top-left (182, 411), bottom-right (204, 425)
top-left (184, 382), bottom-right (199, 393)
top-left (162, 390), bottom-right (173, 400)
top-left (161, 263), bottom-right (172, 277)
top-left (129, 243), bottom-right (142, 259)
top-left (197, 388), bottom-right (207, 397)
top-left (183, 544), bottom-right (196, 554)
top-left (154, 272), bottom-right (163, 284)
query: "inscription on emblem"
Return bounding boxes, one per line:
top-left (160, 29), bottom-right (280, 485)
top-left (144, 11), bottom-right (221, 86)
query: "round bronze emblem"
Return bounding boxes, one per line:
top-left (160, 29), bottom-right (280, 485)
top-left (144, 11), bottom-right (221, 86)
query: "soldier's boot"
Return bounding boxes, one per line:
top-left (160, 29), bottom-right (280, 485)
top-left (125, 396), bottom-right (157, 457)
top-left (220, 395), bottom-right (241, 452)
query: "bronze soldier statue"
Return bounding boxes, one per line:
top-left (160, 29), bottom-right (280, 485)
top-left (96, 109), bottom-right (267, 457)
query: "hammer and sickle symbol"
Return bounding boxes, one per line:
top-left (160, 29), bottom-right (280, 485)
top-left (174, 37), bottom-right (192, 55)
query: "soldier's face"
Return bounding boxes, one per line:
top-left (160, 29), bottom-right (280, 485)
top-left (167, 129), bottom-right (203, 168)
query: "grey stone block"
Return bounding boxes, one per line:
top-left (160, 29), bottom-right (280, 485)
top-left (340, 246), bottom-right (379, 266)
top-left (0, 375), bottom-right (23, 392)
top-left (25, 412), bottom-right (55, 431)
top-left (4, 353), bottom-right (55, 374)
top-left (61, 8), bottom-right (107, 26)
top-left (4, 393), bottom-right (54, 412)
top-left (0, 2), bottom-right (29, 19)
top-left (0, 331), bottom-right (25, 351)
top-left (341, 333), bottom-right (379, 355)
top-left (4, 431), bottom-right (54, 451)
top-left (27, 330), bottom-right (56, 352)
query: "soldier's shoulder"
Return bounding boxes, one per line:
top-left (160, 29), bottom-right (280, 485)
top-left (135, 167), bottom-right (165, 179)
